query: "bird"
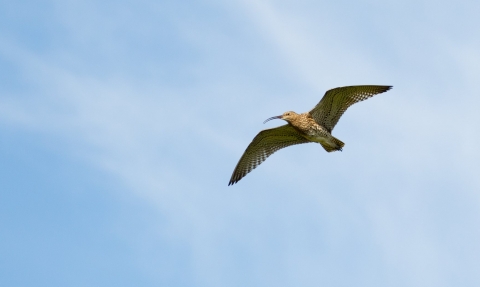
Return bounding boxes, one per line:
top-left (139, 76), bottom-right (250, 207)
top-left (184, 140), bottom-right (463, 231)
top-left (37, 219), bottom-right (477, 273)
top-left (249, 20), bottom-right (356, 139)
top-left (228, 85), bottom-right (392, 185)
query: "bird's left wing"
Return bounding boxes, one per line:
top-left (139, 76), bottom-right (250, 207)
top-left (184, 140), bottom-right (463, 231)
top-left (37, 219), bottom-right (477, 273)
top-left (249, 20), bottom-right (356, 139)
top-left (309, 85), bottom-right (392, 132)
top-left (228, 124), bottom-right (309, 185)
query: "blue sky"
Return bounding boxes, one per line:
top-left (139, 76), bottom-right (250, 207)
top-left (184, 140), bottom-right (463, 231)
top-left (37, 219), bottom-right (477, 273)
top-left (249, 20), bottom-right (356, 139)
top-left (1, 0), bottom-right (480, 286)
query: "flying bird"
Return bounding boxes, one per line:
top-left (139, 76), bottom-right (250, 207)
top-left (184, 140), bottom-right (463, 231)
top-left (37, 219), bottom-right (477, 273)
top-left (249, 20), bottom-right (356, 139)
top-left (228, 85), bottom-right (392, 185)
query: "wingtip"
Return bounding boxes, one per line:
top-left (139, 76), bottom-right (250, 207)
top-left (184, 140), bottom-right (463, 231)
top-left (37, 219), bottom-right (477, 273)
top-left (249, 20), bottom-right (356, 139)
top-left (378, 85), bottom-right (392, 93)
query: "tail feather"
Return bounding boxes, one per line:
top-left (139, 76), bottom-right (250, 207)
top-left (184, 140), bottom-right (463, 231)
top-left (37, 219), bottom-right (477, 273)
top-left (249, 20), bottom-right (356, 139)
top-left (321, 136), bottom-right (345, 152)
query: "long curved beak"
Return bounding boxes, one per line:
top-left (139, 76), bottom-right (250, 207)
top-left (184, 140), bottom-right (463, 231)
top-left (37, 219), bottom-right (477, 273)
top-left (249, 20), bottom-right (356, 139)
top-left (263, 115), bottom-right (282, 124)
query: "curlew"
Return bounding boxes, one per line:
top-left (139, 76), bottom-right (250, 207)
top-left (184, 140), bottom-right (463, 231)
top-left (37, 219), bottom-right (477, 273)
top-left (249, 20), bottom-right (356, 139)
top-left (228, 85), bottom-right (392, 185)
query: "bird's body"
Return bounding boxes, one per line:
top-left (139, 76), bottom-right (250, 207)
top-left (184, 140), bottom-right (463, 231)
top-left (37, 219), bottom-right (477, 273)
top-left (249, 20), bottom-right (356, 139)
top-left (284, 112), bottom-right (344, 152)
top-left (228, 85), bottom-right (392, 185)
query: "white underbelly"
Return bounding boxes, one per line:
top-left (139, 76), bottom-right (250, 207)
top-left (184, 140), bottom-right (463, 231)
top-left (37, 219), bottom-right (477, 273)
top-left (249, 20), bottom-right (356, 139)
top-left (304, 134), bottom-right (331, 145)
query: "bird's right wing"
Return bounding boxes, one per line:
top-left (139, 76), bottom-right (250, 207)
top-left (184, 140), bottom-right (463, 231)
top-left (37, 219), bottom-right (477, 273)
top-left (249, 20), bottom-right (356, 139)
top-left (228, 124), bottom-right (309, 185)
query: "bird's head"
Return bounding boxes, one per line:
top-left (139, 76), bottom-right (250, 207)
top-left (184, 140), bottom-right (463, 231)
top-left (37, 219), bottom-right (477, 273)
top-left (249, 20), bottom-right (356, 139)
top-left (263, 111), bottom-right (298, 124)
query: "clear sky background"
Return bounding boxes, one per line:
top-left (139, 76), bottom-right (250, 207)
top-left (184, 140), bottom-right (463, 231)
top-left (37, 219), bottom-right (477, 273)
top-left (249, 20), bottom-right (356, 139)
top-left (1, 0), bottom-right (479, 286)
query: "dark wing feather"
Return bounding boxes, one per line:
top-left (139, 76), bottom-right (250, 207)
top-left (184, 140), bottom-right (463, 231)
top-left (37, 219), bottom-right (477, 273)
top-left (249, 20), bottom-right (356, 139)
top-left (228, 124), bottom-right (309, 185)
top-left (309, 85), bottom-right (392, 132)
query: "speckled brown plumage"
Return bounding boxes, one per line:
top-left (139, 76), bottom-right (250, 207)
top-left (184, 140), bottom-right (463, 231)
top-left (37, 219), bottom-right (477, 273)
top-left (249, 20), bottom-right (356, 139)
top-left (228, 85), bottom-right (392, 185)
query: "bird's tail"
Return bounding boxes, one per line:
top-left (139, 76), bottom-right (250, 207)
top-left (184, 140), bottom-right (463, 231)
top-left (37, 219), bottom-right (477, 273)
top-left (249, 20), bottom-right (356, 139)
top-left (321, 136), bottom-right (345, 152)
